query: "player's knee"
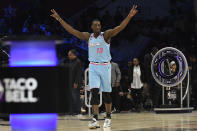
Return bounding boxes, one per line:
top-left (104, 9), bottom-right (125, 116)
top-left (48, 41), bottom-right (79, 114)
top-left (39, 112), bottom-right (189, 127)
top-left (91, 88), bottom-right (99, 105)
top-left (103, 92), bottom-right (112, 104)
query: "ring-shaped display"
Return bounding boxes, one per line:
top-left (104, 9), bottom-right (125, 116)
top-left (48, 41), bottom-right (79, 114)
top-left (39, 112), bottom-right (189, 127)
top-left (151, 47), bottom-right (188, 87)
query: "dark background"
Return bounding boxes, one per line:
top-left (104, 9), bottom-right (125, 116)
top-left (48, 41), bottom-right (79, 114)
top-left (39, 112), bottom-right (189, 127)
top-left (0, 0), bottom-right (196, 61)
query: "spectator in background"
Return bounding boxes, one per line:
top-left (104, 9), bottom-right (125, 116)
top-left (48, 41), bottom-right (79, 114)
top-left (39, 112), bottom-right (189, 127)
top-left (111, 61), bottom-right (122, 113)
top-left (188, 54), bottom-right (197, 108)
top-left (144, 47), bottom-right (161, 108)
top-left (68, 49), bottom-right (82, 115)
top-left (120, 70), bottom-right (133, 111)
top-left (128, 61), bottom-right (132, 69)
top-left (0, 17), bottom-right (7, 36)
top-left (128, 58), bottom-right (147, 112)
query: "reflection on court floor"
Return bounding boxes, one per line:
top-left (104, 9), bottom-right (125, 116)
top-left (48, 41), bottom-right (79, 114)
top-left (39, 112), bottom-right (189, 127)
top-left (1, 111), bottom-right (197, 131)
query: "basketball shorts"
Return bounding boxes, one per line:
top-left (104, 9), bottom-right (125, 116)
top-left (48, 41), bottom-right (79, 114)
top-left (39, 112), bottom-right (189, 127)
top-left (89, 62), bottom-right (112, 92)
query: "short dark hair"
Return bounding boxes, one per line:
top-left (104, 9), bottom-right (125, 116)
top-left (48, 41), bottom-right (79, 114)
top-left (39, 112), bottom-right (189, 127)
top-left (92, 18), bottom-right (101, 25)
top-left (69, 49), bottom-right (77, 56)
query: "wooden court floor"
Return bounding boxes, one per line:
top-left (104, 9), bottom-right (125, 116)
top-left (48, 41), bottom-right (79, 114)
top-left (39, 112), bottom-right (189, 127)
top-left (0, 111), bottom-right (197, 131)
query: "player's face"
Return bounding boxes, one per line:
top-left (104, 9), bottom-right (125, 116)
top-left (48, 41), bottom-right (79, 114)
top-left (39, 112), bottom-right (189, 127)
top-left (91, 21), bottom-right (101, 33)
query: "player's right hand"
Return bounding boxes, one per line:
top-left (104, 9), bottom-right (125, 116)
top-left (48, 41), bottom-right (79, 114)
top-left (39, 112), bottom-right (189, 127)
top-left (50, 9), bottom-right (61, 21)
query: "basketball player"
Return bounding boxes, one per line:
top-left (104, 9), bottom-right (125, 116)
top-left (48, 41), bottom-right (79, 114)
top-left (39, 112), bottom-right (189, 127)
top-left (50, 5), bottom-right (138, 129)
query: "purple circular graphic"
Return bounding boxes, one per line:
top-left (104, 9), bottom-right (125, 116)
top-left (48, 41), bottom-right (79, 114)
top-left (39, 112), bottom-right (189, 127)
top-left (151, 47), bottom-right (188, 87)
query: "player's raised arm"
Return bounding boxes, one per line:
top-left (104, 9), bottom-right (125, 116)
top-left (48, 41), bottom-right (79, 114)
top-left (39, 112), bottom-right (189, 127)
top-left (50, 9), bottom-right (90, 41)
top-left (104, 5), bottom-right (138, 40)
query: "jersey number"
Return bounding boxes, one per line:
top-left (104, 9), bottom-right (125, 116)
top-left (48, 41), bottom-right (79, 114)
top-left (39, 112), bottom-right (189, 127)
top-left (97, 48), bottom-right (103, 54)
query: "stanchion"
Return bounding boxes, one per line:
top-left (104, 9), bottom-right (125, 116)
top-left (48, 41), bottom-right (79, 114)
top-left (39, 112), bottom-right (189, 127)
top-left (80, 68), bottom-right (103, 121)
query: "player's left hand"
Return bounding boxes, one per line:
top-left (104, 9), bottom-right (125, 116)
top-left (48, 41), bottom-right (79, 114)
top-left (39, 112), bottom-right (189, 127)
top-left (129, 5), bottom-right (138, 17)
